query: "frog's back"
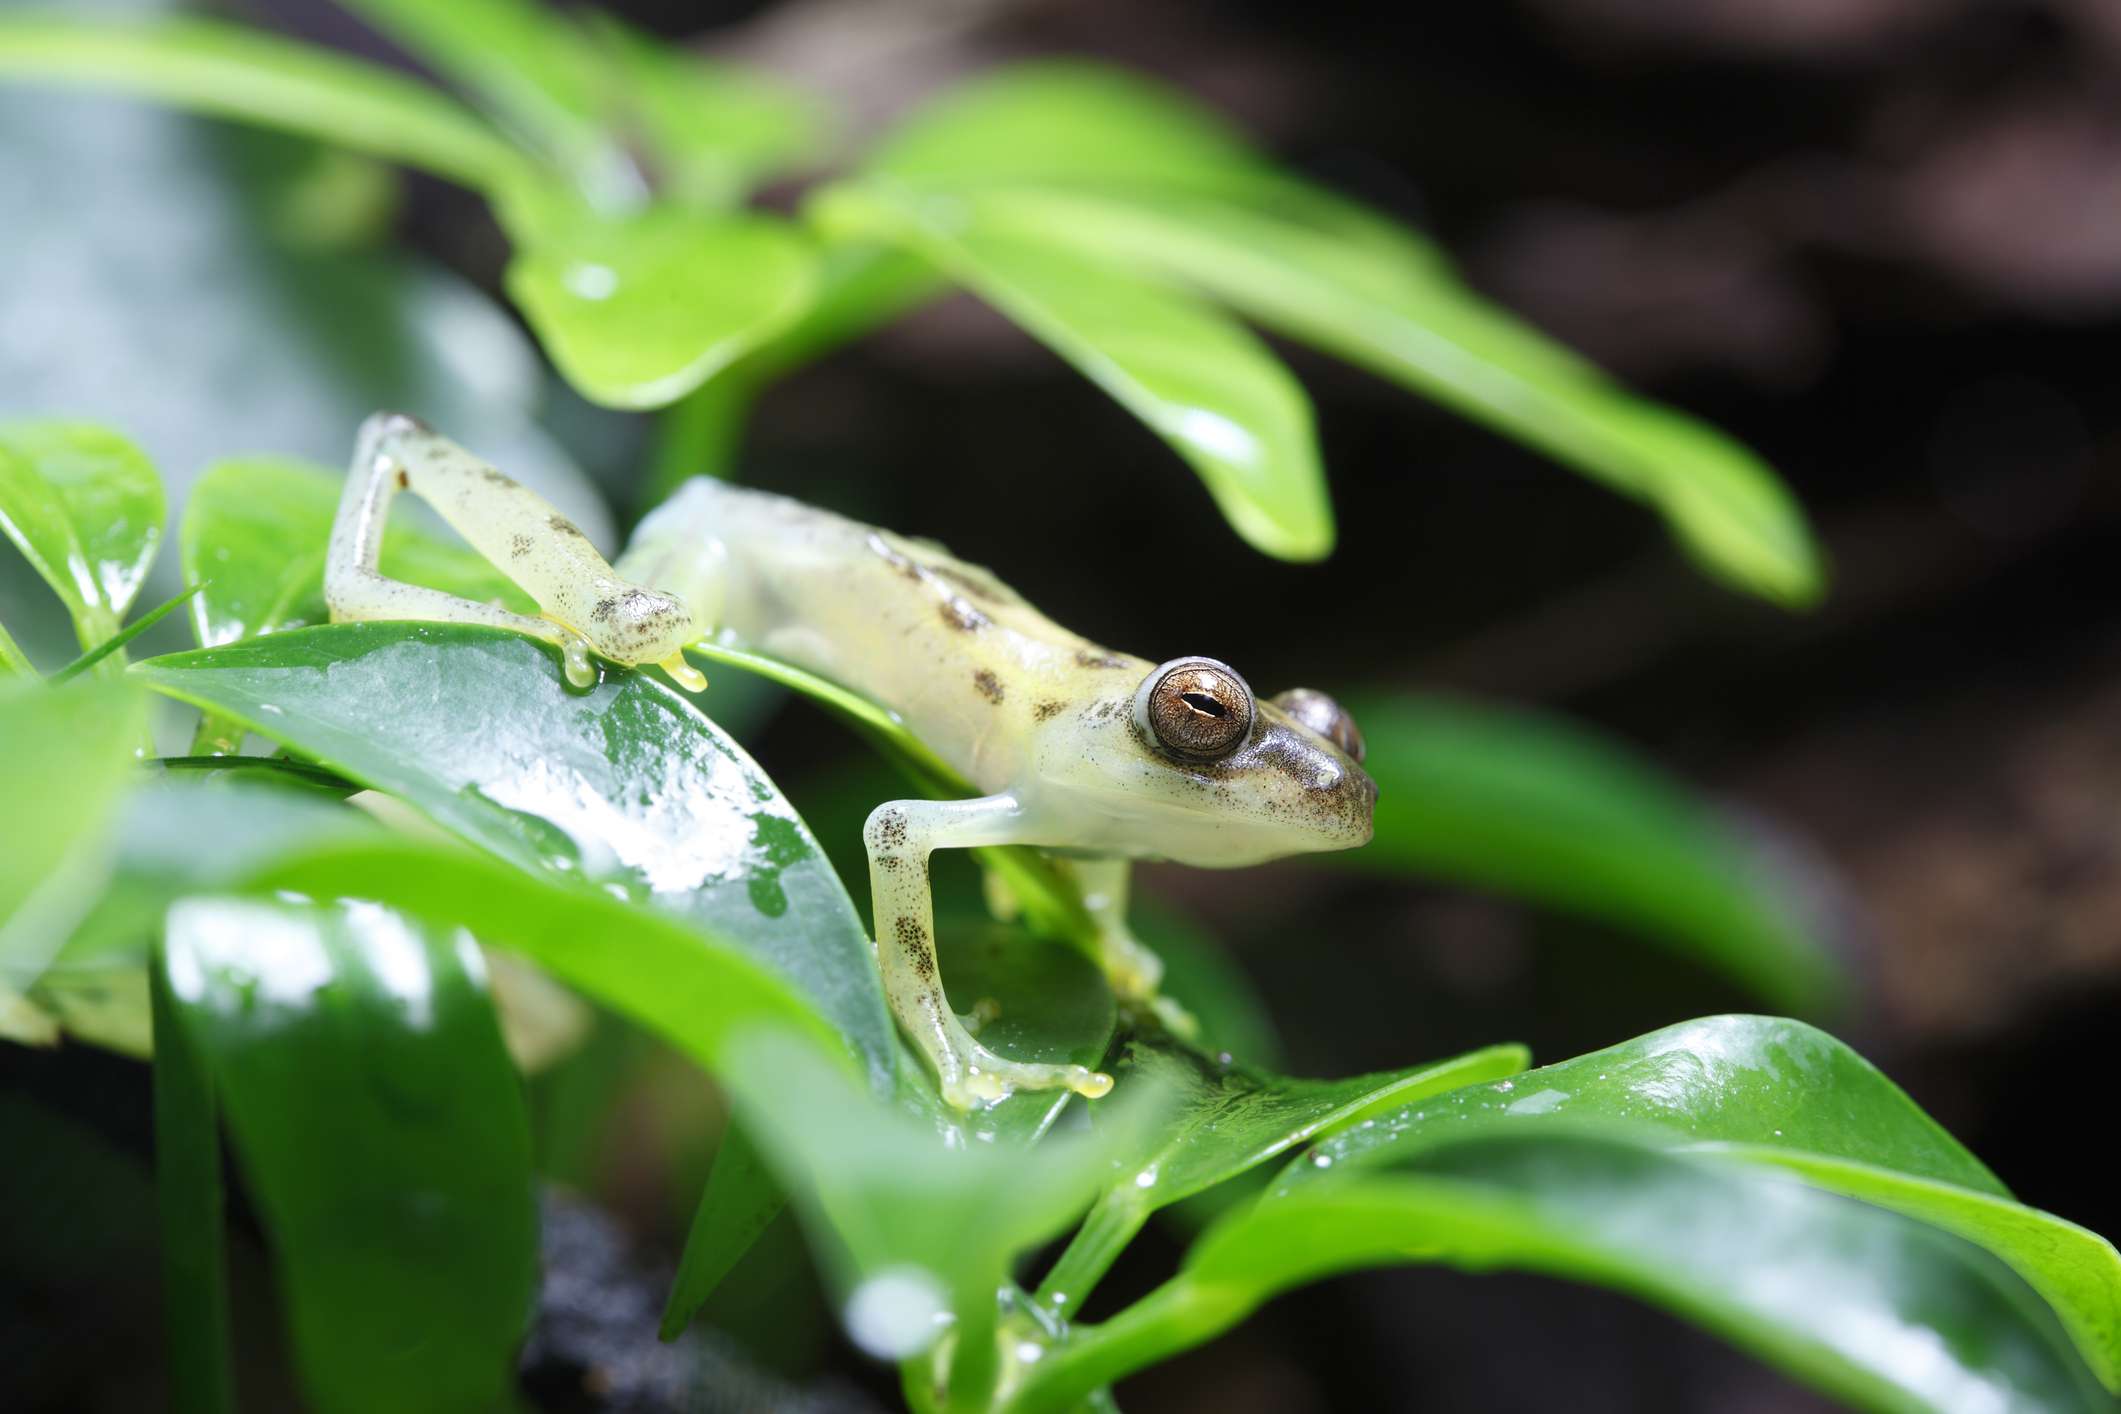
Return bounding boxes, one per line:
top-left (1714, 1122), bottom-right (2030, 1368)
top-left (621, 480), bottom-right (1147, 788)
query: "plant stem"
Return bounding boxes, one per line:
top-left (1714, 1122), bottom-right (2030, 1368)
top-left (1008, 1276), bottom-right (1245, 1414)
top-left (1034, 1193), bottom-right (1147, 1320)
top-left (151, 944), bottom-right (236, 1414)
top-left (946, 1277), bottom-right (1003, 1414)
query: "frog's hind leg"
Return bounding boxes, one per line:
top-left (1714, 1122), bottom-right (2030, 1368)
top-left (326, 413), bottom-right (702, 690)
top-left (865, 794), bottom-right (1114, 1110)
top-left (1062, 858), bottom-right (1198, 1039)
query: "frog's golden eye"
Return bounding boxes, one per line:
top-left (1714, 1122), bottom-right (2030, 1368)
top-left (1271, 687), bottom-right (1366, 764)
top-left (1136, 657), bottom-right (1255, 761)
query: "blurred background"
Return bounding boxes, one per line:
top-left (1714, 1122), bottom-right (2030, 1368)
top-left (5, 0), bottom-right (2120, 1410)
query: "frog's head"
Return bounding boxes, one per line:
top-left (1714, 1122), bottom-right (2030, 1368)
top-left (1035, 656), bottom-right (1377, 867)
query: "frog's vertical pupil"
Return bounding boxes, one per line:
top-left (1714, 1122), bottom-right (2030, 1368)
top-left (1138, 658), bottom-right (1255, 760)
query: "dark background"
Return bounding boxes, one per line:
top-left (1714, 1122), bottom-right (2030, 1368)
top-left (8, 1), bottom-right (2121, 1410)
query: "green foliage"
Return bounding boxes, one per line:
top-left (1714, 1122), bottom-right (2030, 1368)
top-left (0, 421), bottom-right (163, 654)
top-left (0, 9), bottom-right (1822, 602)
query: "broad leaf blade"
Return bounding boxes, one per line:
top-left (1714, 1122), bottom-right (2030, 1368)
top-left (179, 456), bottom-right (532, 647)
top-left (1018, 1135), bottom-right (2111, 1414)
top-left (977, 187), bottom-right (1824, 606)
top-left (131, 622), bottom-right (896, 1088)
top-left (164, 894), bottom-right (536, 1414)
top-left (502, 196), bottom-right (817, 409)
top-left (813, 183), bottom-right (1329, 561)
top-left (1351, 694), bottom-right (1844, 1015)
top-left (0, 422), bottom-right (163, 650)
top-left (0, 16), bottom-right (530, 193)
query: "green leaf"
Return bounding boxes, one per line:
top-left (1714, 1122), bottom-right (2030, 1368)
top-left (49, 582), bottom-right (201, 686)
top-left (812, 182), bottom-right (1329, 561)
top-left (1349, 694), bottom-right (1844, 1014)
top-left (163, 893), bottom-right (536, 1414)
top-left (179, 456), bottom-right (532, 647)
top-left (0, 678), bottom-right (142, 988)
top-left (0, 16), bottom-right (532, 193)
top-left (501, 192), bottom-right (818, 410)
top-left (1035, 1036), bottom-right (1527, 1319)
top-left (1014, 1132), bottom-right (2113, 1414)
top-left (131, 622), bottom-right (896, 1088)
top-left (0, 618), bottom-right (29, 676)
top-left (866, 62), bottom-right (1272, 196)
top-left (1281, 1015), bottom-right (2119, 1392)
top-left (662, 1120), bottom-right (784, 1341)
top-left (0, 422), bottom-right (164, 652)
top-left (974, 186), bottom-right (1823, 606)
top-left (149, 941), bottom-right (234, 1414)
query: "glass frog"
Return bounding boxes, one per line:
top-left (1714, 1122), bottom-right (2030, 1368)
top-left (326, 413), bottom-right (1378, 1109)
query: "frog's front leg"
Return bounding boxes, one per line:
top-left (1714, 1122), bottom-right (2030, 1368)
top-left (325, 413), bottom-right (705, 690)
top-left (1062, 857), bottom-right (1198, 1039)
top-left (865, 795), bottom-right (1115, 1110)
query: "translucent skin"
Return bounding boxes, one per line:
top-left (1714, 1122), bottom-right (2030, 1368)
top-left (328, 419), bottom-right (1376, 1109)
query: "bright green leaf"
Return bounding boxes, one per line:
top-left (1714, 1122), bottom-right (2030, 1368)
top-left (164, 893), bottom-right (536, 1414)
top-left (976, 186), bottom-right (1824, 606)
top-left (0, 15), bottom-right (532, 193)
top-left (1035, 1036), bottom-right (1527, 1319)
top-left (0, 422), bottom-right (163, 651)
top-left (501, 193), bottom-right (818, 409)
top-left (1015, 1132), bottom-right (2112, 1414)
top-left (130, 622), bottom-right (897, 1088)
top-left (812, 182), bottom-right (1329, 561)
top-left (179, 456), bottom-right (532, 647)
top-left (1349, 694), bottom-right (1843, 1014)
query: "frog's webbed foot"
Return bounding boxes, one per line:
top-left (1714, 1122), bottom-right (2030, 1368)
top-left (939, 1041), bottom-right (1113, 1111)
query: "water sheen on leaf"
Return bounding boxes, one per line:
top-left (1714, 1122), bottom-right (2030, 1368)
top-left (163, 894), bottom-right (537, 1414)
top-left (0, 422), bottom-right (164, 652)
top-left (131, 622), bottom-right (896, 1087)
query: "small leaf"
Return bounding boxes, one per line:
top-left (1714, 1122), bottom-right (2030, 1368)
top-left (0, 678), bottom-right (142, 989)
top-left (1036, 1036), bottom-right (1526, 1318)
top-left (812, 182), bottom-right (1329, 560)
top-left (164, 894), bottom-right (536, 1414)
top-left (179, 456), bottom-right (532, 647)
top-left (1349, 694), bottom-right (1844, 1014)
top-left (974, 187), bottom-right (1824, 606)
top-left (1015, 1133), bottom-right (2113, 1414)
top-left (131, 622), bottom-right (896, 1089)
top-left (501, 192), bottom-right (817, 409)
top-left (0, 16), bottom-right (532, 193)
top-left (49, 582), bottom-right (202, 685)
top-left (0, 422), bottom-right (164, 651)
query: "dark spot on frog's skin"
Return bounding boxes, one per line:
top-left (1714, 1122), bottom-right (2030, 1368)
top-left (1033, 699), bottom-right (1065, 721)
top-left (940, 597), bottom-right (987, 632)
top-left (549, 514), bottom-right (586, 539)
top-left (877, 854), bottom-right (901, 872)
top-left (481, 467), bottom-right (511, 485)
top-left (1076, 649), bottom-right (1127, 670)
top-left (591, 597), bottom-right (618, 623)
top-left (873, 809), bottom-right (907, 849)
top-left (509, 534), bottom-right (532, 559)
top-left (972, 669), bottom-right (1005, 704)
top-left (395, 469), bottom-right (410, 489)
top-left (895, 917), bottom-right (935, 978)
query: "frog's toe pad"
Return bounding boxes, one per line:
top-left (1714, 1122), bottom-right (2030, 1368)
top-left (942, 1054), bottom-right (1113, 1110)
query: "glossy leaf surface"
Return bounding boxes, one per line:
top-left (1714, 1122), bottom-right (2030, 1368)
top-left (1351, 694), bottom-right (1843, 1014)
top-left (163, 894), bottom-right (536, 1414)
top-left (812, 183), bottom-right (1329, 561)
top-left (1015, 1133), bottom-right (2111, 1414)
top-left (131, 622), bottom-right (896, 1086)
top-left (0, 422), bottom-right (163, 650)
top-left (502, 196), bottom-right (817, 409)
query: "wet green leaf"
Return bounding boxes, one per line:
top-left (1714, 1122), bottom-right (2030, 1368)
top-left (163, 893), bottom-right (536, 1414)
top-left (813, 183), bottom-right (1328, 561)
top-left (131, 622), bottom-right (896, 1087)
top-left (1286, 1016), bottom-right (2120, 1391)
top-left (0, 15), bottom-right (531, 192)
top-left (1034, 1036), bottom-right (1526, 1318)
top-left (1350, 694), bottom-right (1843, 1014)
top-left (0, 678), bottom-right (142, 989)
top-left (1015, 1132), bottom-right (2112, 1414)
top-left (179, 456), bottom-right (531, 647)
top-left (972, 187), bottom-right (1823, 606)
top-left (0, 422), bottom-right (163, 653)
top-left (502, 193), bottom-right (817, 409)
